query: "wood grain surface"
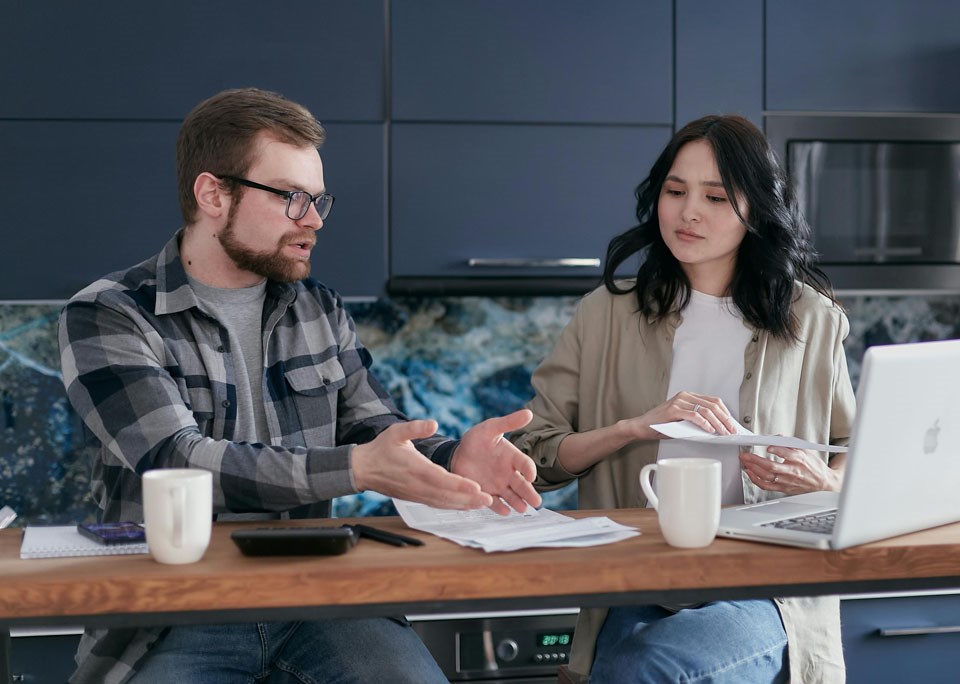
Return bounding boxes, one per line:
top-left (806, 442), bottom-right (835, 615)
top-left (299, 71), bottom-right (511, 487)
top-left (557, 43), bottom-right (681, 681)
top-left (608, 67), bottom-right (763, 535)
top-left (2, 509), bottom-right (959, 624)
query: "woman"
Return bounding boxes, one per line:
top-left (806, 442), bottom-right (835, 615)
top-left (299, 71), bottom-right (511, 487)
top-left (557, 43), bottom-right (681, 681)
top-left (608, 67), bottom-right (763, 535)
top-left (511, 115), bottom-right (854, 683)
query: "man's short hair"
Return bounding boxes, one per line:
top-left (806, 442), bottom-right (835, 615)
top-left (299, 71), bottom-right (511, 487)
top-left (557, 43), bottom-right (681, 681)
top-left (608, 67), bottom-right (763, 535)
top-left (176, 88), bottom-right (326, 225)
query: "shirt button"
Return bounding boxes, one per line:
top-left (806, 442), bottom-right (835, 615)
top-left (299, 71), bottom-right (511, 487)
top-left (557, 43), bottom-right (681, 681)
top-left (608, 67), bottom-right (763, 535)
top-left (222, 400), bottom-right (231, 408)
top-left (540, 457), bottom-right (547, 465)
top-left (217, 345), bottom-right (226, 353)
top-left (751, 335), bottom-right (759, 343)
top-left (745, 372), bottom-right (753, 380)
top-left (743, 416), bottom-right (752, 425)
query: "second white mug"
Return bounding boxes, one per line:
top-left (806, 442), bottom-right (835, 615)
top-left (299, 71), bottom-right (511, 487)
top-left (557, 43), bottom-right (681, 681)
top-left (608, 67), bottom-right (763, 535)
top-left (142, 468), bottom-right (213, 564)
top-left (640, 458), bottom-right (721, 548)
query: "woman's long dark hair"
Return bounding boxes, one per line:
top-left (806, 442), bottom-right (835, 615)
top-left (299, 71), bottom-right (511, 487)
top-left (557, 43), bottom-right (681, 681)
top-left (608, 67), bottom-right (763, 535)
top-left (602, 114), bottom-right (835, 340)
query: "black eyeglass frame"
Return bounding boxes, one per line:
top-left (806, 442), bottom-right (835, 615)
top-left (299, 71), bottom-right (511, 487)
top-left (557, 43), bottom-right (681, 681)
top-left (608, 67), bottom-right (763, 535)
top-left (219, 175), bottom-right (335, 221)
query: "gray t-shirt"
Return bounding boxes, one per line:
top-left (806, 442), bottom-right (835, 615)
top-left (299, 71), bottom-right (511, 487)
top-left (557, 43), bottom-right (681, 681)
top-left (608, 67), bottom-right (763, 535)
top-left (188, 275), bottom-right (274, 521)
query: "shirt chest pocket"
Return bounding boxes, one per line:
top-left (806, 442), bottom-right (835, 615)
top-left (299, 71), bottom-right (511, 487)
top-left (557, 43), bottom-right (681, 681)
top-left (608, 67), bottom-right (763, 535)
top-left (174, 375), bottom-right (215, 433)
top-left (283, 358), bottom-right (348, 444)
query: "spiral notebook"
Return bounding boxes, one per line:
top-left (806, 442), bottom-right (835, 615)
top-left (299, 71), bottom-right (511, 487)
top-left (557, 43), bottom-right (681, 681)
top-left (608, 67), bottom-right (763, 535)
top-left (19, 525), bottom-right (149, 559)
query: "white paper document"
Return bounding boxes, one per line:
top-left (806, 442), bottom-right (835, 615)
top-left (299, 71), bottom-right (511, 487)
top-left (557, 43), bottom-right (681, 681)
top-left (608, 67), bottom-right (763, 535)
top-left (393, 499), bottom-right (639, 552)
top-left (651, 419), bottom-right (847, 453)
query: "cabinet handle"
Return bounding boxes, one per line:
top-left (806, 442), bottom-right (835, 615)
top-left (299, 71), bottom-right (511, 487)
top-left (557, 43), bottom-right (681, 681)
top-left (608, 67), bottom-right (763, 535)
top-left (878, 625), bottom-right (960, 637)
top-left (466, 258), bottom-right (601, 268)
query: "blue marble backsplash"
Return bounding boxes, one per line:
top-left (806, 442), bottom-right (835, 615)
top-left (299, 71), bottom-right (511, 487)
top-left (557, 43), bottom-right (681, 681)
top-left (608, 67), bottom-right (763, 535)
top-left (2, 293), bottom-right (958, 525)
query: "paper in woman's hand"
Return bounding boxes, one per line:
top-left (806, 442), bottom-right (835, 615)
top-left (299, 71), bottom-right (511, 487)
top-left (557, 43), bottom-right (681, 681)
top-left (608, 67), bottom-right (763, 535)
top-left (650, 420), bottom-right (847, 453)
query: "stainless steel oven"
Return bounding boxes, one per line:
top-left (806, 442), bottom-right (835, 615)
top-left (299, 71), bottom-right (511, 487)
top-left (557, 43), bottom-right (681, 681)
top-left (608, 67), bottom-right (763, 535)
top-left (766, 113), bottom-right (960, 292)
top-left (410, 609), bottom-right (579, 683)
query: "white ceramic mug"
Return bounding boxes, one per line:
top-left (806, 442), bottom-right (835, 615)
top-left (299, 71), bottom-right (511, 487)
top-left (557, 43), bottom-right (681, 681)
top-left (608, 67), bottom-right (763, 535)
top-left (142, 469), bottom-right (213, 564)
top-left (640, 458), bottom-right (721, 548)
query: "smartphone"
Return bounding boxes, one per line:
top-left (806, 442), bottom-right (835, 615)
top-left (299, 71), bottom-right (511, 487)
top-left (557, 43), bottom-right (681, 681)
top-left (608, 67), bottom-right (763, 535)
top-left (230, 526), bottom-right (357, 556)
top-left (77, 521), bottom-right (146, 545)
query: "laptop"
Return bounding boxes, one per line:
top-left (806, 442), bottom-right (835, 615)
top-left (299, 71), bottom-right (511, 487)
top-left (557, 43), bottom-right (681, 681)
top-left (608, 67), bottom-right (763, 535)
top-left (717, 338), bottom-right (960, 550)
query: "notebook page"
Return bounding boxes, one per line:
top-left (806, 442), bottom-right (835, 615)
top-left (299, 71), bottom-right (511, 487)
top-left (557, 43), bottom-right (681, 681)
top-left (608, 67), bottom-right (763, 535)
top-left (20, 525), bottom-right (149, 559)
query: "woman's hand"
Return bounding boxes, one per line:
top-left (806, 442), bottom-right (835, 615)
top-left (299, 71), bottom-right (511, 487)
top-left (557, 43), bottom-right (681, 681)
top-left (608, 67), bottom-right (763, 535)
top-left (740, 447), bottom-right (843, 494)
top-left (557, 391), bottom-right (738, 475)
top-left (622, 391), bottom-right (738, 440)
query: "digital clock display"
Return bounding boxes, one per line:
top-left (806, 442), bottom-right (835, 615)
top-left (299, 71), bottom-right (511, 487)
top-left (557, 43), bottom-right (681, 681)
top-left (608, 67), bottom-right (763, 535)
top-left (537, 631), bottom-right (573, 648)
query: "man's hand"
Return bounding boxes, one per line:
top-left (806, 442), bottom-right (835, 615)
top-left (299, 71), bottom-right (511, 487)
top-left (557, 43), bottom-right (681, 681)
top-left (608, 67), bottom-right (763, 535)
top-left (352, 420), bottom-right (493, 510)
top-left (452, 409), bottom-right (543, 516)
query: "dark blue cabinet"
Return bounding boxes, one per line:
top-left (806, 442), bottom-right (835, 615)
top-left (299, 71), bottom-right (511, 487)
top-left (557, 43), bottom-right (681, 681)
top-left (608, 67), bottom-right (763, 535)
top-left (390, 0), bottom-right (673, 291)
top-left (0, 0), bottom-right (384, 122)
top-left (675, 0), bottom-right (763, 127)
top-left (0, 121), bottom-right (181, 300)
top-left (392, 0), bottom-right (672, 125)
top-left (11, 1), bottom-right (957, 298)
top-left (0, 121), bottom-right (383, 300)
top-left (841, 593), bottom-right (960, 683)
top-left (311, 123), bottom-right (387, 299)
top-left (1, 1), bottom-right (386, 299)
top-left (390, 123), bottom-right (671, 282)
top-left (766, 0), bottom-right (960, 113)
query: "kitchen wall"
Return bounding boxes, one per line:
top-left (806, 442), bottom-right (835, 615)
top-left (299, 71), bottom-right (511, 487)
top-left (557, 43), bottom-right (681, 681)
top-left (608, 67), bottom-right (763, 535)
top-left (3, 292), bottom-right (958, 525)
top-left (3, 0), bottom-right (958, 524)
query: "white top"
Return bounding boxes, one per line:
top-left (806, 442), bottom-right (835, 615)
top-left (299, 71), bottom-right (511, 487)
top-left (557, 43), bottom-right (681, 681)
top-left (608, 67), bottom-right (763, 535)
top-left (657, 290), bottom-right (753, 504)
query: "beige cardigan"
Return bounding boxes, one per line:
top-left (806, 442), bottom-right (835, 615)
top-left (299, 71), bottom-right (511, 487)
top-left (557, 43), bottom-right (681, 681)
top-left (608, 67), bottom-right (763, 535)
top-left (511, 282), bottom-right (855, 683)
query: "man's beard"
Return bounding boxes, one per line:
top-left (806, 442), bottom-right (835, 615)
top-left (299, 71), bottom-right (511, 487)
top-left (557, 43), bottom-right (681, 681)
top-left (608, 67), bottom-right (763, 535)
top-left (218, 207), bottom-right (312, 283)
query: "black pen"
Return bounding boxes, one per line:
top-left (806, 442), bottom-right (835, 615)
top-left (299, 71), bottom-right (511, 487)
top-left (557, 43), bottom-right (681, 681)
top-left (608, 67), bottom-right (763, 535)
top-left (351, 523), bottom-right (425, 547)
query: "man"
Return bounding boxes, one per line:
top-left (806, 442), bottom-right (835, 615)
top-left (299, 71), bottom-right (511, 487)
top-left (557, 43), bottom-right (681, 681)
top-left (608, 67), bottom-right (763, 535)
top-left (58, 87), bottom-right (542, 684)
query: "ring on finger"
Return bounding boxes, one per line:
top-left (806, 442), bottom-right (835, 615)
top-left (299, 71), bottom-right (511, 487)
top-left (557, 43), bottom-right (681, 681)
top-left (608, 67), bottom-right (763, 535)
top-left (693, 403), bottom-right (702, 414)
top-left (771, 474), bottom-right (779, 484)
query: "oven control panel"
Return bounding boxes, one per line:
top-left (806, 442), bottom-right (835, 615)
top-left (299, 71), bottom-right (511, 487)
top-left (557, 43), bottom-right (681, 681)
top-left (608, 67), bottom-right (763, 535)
top-left (411, 611), bottom-right (579, 680)
top-left (458, 625), bottom-right (574, 672)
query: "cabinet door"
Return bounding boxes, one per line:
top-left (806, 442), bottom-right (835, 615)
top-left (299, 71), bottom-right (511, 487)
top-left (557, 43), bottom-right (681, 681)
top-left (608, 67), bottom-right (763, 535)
top-left (0, 0), bottom-right (384, 121)
top-left (0, 121), bottom-right (181, 300)
top-left (766, 0), bottom-right (960, 112)
top-left (313, 123), bottom-right (386, 298)
top-left (390, 123), bottom-right (671, 280)
top-left (392, 0), bottom-right (672, 124)
top-left (0, 121), bottom-right (384, 300)
top-left (675, 0), bottom-right (763, 127)
top-left (841, 593), bottom-right (960, 683)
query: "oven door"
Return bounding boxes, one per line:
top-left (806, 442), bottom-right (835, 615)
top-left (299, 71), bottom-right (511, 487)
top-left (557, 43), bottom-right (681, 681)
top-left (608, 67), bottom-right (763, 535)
top-left (789, 140), bottom-right (960, 264)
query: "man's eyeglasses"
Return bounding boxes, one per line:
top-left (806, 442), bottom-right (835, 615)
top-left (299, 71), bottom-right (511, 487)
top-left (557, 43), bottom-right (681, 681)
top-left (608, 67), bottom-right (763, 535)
top-left (219, 176), bottom-right (335, 221)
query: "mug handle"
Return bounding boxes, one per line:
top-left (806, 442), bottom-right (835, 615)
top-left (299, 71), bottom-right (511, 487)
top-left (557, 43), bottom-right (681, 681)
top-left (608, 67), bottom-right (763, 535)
top-left (170, 486), bottom-right (186, 549)
top-left (639, 463), bottom-right (659, 510)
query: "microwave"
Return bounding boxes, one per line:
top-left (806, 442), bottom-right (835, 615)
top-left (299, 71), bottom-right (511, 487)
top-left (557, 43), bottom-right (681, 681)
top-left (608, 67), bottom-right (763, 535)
top-left (766, 113), bottom-right (960, 293)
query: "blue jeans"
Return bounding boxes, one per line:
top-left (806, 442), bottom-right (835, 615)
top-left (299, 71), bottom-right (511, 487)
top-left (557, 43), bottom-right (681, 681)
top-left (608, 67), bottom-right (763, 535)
top-left (127, 618), bottom-right (447, 684)
top-left (590, 601), bottom-right (789, 684)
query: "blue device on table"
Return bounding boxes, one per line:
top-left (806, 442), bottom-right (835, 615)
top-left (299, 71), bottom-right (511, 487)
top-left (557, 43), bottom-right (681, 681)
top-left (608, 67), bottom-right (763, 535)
top-left (77, 521), bottom-right (146, 545)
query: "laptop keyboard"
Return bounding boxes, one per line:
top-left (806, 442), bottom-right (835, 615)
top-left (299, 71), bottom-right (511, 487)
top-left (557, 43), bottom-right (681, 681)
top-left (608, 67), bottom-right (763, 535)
top-left (762, 509), bottom-right (838, 535)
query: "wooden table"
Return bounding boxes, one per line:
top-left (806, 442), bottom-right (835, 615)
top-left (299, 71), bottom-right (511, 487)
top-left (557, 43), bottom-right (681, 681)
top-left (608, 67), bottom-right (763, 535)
top-left (3, 509), bottom-right (960, 678)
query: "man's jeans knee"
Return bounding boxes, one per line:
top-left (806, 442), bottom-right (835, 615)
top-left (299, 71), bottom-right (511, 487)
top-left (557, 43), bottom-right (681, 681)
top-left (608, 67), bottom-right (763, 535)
top-left (127, 618), bottom-right (447, 684)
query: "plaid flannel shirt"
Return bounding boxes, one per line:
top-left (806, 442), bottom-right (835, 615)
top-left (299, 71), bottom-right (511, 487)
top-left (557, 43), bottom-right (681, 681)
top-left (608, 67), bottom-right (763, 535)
top-left (58, 229), bottom-right (455, 684)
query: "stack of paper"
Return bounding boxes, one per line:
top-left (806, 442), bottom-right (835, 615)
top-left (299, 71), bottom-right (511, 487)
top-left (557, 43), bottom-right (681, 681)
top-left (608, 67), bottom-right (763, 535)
top-left (393, 499), bottom-right (639, 552)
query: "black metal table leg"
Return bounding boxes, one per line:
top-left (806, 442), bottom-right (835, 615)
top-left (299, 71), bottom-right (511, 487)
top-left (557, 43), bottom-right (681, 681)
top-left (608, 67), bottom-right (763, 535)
top-left (1, 627), bottom-right (11, 683)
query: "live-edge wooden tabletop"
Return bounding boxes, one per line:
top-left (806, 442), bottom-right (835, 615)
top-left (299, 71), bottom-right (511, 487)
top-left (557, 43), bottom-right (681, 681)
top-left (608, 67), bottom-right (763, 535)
top-left (2, 509), bottom-right (959, 627)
